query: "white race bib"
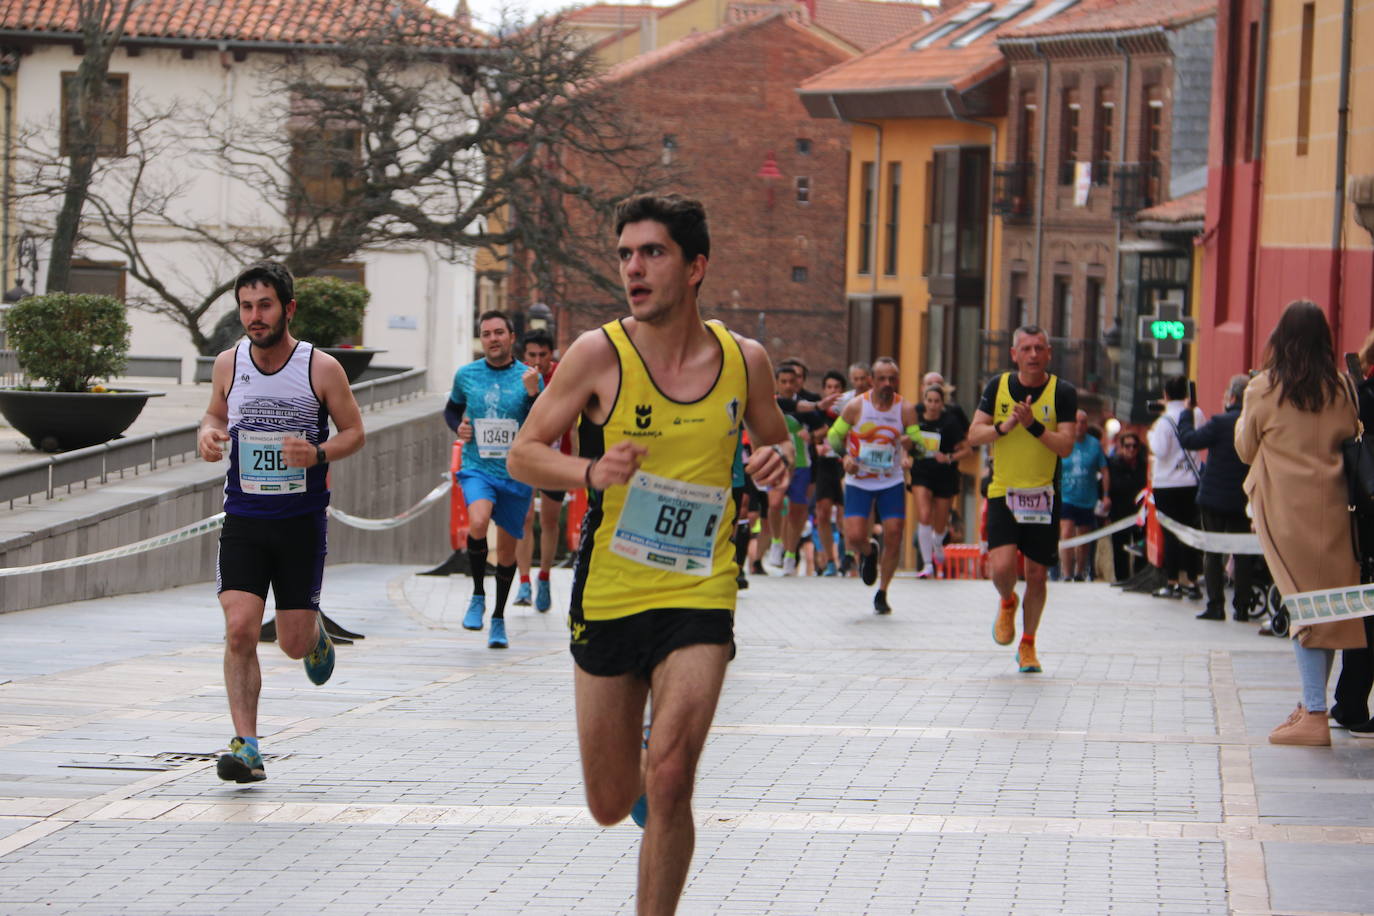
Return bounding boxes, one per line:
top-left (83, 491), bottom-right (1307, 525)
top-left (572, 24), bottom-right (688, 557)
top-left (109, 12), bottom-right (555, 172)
top-left (611, 471), bottom-right (728, 577)
top-left (237, 430), bottom-right (307, 495)
top-left (919, 430), bottom-right (942, 454)
top-left (858, 441), bottom-right (896, 472)
top-left (474, 417), bottom-right (518, 459)
top-left (1006, 485), bottom-right (1055, 525)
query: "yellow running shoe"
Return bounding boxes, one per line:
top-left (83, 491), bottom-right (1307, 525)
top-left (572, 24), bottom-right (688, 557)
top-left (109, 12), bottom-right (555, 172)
top-left (993, 593), bottom-right (1018, 645)
top-left (1017, 641), bottom-right (1041, 673)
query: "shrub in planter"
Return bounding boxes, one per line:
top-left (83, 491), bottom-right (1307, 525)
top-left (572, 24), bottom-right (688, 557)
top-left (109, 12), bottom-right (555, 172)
top-left (4, 293), bottom-right (131, 391)
top-left (290, 276), bottom-right (369, 348)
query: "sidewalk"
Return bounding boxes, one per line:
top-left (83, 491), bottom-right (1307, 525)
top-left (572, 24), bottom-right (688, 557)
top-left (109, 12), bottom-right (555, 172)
top-left (0, 567), bottom-right (1371, 914)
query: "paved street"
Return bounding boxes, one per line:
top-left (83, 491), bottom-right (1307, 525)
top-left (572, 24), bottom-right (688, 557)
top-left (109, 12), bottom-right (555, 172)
top-left (0, 564), bottom-right (1371, 914)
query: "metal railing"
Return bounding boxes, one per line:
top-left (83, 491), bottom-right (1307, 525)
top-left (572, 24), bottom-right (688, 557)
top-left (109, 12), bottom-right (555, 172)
top-left (992, 162), bottom-right (1034, 223)
top-left (0, 366), bottom-right (429, 508)
top-left (1112, 161), bottom-right (1161, 215)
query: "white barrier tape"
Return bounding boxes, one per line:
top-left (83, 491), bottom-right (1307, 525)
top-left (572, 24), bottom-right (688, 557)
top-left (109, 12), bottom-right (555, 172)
top-left (0, 513), bottom-right (226, 577)
top-left (326, 478), bottom-right (452, 531)
top-left (1153, 511), bottom-right (1265, 555)
top-left (1058, 512), bottom-right (1141, 549)
top-left (1282, 584), bottom-right (1374, 631)
top-left (0, 477), bottom-right (453, 576)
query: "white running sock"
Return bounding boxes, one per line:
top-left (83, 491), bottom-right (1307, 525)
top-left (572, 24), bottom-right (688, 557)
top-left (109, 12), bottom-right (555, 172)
top-left (932, 529), bottom-right (946, 564)
top-left (917, 524), bottom-right (935, 567)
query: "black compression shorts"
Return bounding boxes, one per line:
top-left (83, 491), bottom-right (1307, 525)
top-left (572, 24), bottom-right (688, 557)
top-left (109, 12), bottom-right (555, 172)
top-left (216, 510), bottom-right (327, 610)
top-left (570, 608), bottom-right (735, 680)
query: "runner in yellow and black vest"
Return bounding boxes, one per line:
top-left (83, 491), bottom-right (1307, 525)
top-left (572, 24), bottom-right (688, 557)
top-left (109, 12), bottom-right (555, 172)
top-left (967, 325), bottom-right (1077, 674)
top-left (506, 194), bottom-right (792, 913)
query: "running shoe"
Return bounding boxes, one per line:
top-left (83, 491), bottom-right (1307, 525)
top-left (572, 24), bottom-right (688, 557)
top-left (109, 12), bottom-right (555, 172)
top-left (873, 590), bottom-right (891, 615)
top-left (782, 553), bottom-right (798, 576)
top-left (859, 537), bottom-right (879, 586)
top-left (462, 595), bottom-right (486, 631)
top-left (750, 560), bottom-right (765, 576)
top-left (766, 540), bottom-right (784, 567)
top-left (630, 794), bottom-right (648, 828)
top-left (1349, 719), bottom-right (1374, 739)
top-left (513, 582), bottom-right (532, 606)
top-left (736, 572), bottom-right (749, 590)
top-left (488, 617), bottom-right (508, 649)
top-left (916, 564), bottom-right (933, 579)
top-left (1016, 641), bottom-right (1041, 673)
top-left (216, 736), bottom-right (266, 783)
top-left (821, 561), bottom-right (837, 577)
top-left (993, 593), bottom-right (1018, 645)
top-left (303, 614), bottom-right (335, 685)
top-left (535, 578), bottom-right (552, 613)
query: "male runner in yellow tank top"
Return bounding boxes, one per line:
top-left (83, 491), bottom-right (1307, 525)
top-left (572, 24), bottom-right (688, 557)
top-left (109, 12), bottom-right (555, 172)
top-left (509, 194), bottom-right (791, 915)
top-left (967, 325), bottom-right (1077, 673)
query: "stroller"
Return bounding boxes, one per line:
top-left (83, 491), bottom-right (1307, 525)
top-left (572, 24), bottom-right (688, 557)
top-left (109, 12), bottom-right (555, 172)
top-left (1237, 553), bottom-right (1288, 636)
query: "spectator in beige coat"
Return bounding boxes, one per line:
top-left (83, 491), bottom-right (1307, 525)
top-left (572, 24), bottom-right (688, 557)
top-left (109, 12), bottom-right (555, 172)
top-left (1235, 300), bottom-right (1368, 746)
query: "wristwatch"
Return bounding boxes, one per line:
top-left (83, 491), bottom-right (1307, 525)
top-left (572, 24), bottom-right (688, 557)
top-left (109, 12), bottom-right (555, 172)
top-left (315, 446), bottom-right (328, 466)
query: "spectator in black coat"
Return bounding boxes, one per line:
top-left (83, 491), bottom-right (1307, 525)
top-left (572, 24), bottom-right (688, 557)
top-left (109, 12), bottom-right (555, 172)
top-left (1334, 332), bottom-right (1374, 731)
top-left (1177, 375), bottom-right (1254, 621)
top-left (1106, 432), bottom-right (1148, 581)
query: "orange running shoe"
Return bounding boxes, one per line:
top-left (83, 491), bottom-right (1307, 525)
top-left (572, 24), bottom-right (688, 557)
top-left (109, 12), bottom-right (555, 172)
top-left (1017, 641), bottom-right (1041, 673)
top-left (993, 593), bottom-right (1018, 645)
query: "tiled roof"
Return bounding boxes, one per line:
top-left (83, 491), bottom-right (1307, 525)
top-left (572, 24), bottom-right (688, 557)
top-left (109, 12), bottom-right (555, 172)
top-left (595, 11), bottom-right (815, 85)
top-left (0, 0), bottom-right (478, 47)
top-left (1136, 188), bottom-right (1207, 224)
top-left (800, 0), bottom-right (1065, 94)
top-left (1005, 0), bottom-right (1216, 39)
top-left (808, 0), bottom-right (933, 52)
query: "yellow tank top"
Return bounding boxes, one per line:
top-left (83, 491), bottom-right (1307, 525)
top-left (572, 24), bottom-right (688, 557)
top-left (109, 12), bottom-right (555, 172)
top-left (571, 319), bottom-right (748, 622)
top-left (988, 372), bottom-right (1060, 498)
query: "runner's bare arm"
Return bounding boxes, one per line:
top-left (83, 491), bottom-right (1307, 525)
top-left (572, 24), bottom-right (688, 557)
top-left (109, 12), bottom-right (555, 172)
top-left (197, 349), bottom-right (235, 461)
top-left (734, 338), bottom-right (791, 487)
top-left (1033, 416), bottom-right (1075, 458)
top-left (284, 351), bottom-right (365, 467)
top-left (967, 409), bottom-right (1002, 447)
top-left (509, 331), bottom-right (642, 491)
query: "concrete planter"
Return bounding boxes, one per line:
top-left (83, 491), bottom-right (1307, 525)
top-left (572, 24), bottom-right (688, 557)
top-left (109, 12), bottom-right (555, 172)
top-left (0, 387), bottom-right (166, 452)
top-left (321, 347), bottom-right (384, 383)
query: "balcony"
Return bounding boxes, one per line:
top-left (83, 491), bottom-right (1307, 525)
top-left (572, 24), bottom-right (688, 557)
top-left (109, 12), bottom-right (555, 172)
top-left (1112, 161), bottom-right (1161, 216)
top-left (992, 162), bottom-right (1034, 223)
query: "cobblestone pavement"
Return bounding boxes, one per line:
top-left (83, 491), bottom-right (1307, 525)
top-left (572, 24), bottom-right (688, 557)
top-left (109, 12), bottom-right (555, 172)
top-left (0, 564), bottom-right (1371, 914)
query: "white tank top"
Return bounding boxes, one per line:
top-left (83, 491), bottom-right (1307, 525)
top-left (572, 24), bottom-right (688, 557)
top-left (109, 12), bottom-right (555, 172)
top-left (224, 340), bottom-right (330, 518)
top-left (843, 391), bottom-right (906, 491)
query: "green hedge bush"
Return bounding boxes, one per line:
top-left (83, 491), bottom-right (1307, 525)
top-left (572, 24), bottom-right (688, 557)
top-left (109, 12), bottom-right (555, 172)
top-left (4, 293), bottom-right (131, 392)
top-left (291, 276), bottom-right (369, 348)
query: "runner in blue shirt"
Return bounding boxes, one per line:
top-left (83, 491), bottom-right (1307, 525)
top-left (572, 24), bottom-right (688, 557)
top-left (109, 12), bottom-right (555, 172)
top-left (1058, 409), bottom-right (1109, 580)
top-left (444, 311), bottom-right (542, 648)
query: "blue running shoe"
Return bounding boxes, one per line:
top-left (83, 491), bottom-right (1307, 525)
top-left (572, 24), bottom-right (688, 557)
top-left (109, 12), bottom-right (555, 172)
top-left (513, 581), bottom-right (532, 606)
top-left (535, 578), bottom-right (552, 613)
top-left (303, 614), bottom-right (335, 685)
top-left (216, 737), bottom-right (266, 783)
top-left (630, 794), bottom-right (648, 828)
top-left (488, 617), bottom-right (509, 649)
top-left (822, 561), bottom-right (837, 577)
top-left (462, 595), bottom-right (485, 630)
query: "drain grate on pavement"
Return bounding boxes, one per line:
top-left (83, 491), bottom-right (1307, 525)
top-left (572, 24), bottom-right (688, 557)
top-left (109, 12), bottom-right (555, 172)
top-left (59, 751), bottom-right (291, 772)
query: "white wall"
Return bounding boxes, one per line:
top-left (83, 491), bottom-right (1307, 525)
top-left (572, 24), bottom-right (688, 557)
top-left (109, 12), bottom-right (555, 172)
top-left (13, 43), bottom-right (475, 388)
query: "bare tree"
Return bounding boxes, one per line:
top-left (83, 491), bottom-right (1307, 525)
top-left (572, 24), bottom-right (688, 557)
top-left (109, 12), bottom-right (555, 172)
top-left (45, 0), bottom-right (138, 293)
top-left (17, 6), bottom-right (672, 352)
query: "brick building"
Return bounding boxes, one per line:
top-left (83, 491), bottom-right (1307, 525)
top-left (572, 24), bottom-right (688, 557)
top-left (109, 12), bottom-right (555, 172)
top-left (555, 13), bottom-right (854, 376)
top-left (993, 0), bottom-right (1214, 418)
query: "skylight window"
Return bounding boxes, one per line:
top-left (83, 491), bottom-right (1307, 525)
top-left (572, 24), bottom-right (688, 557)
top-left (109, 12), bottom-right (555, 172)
top-left (911, 2), bottom-right (992, 50)
top-left (950, 0), bottom-right (1034, 46)
top-left (1016, 0), bottom-right (1081, 29)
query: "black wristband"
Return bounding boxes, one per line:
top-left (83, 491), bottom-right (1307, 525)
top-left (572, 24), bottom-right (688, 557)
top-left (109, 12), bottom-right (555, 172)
top-left (1027, 420), bottom-right (1046, 438)
top-left (994, 422), bottom-right (1008, 437)
top-left (315, 445), bottom-right (327, 466)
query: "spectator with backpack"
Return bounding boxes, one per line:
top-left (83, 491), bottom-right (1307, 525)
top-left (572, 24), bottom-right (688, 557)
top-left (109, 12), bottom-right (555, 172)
top-left (1148, 376), bottom-right (1205, 600)
top-left (1332, 329), bottom-right (1374, 736)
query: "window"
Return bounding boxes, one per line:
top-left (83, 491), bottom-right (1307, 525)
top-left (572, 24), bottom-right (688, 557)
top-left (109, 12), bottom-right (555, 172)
top-left (68, 259), bottom-right (126, 299)
top-left (60, 72), bottom-right (128, 156)
top-left (662, 134), bottom-right (677, 165)
top-left (1093, 87), bottom-right (1115, 184)
top-left (858, 162), bottom-right (876, 274)
top-left (884, 162), bottom-right (901, 276)
top-left (1297, 2), bottom-right (1315, 156)
top-left (796, 175), bottom-right (811, 204)
top-left (1144, 87), bottom-right (1164, 206)
top-left (792, 266), bottom-right (808, 282)
top-left (1085, 275), bottom-right (1104, 343)
top-left (1052, 274), bottom-right (1073, 338)
top-left (1059, 89), bottom-right (1080, 185)
top-left (1009, 271), bottom-right (1029, 330)
top-left (795, 138), bottom-right (812, 155)
top-left (288, 87), bottom-right (363, 217)
top-left (1018, 90), bottom-right (1037, 165)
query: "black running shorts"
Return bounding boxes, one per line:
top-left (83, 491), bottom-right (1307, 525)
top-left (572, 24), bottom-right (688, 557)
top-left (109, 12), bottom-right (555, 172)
top-left (570, 608), bottom-right (734, 680)
top-left (985, 496), bottom-right (1059, 568)
top-left (216, 510), bottom-right (327, 610)
top-left (812, 455), bottom-right (844, 504)
top-left (909, 461), bottom-right (960, 498)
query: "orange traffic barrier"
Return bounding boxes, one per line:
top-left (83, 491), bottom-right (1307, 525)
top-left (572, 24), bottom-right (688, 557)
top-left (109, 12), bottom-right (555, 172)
top-left (1145, 488), bottom-right (1163, 569)
top-left (565, 485), bottom-right (588, 554)
top-left (449, 440), bottom-right (469, 551)
top-left (938, 544), bottom-right (987, 579)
